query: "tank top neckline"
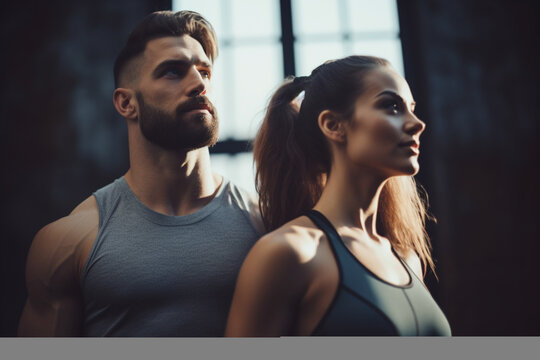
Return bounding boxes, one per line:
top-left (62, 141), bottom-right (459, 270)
top-left (116, 176), bottom-right (230, 226)
top-left (306, 209), bottom-right (414, 289)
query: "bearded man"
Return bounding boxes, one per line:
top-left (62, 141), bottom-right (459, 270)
top-left (18, 10), bottom-right (263, 337)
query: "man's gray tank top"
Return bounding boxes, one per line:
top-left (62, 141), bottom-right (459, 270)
top-left (80, 176), bottom-right (261, 336)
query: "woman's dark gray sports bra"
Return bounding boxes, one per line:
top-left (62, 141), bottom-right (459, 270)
top-left (306, 210), bottom-right (451, 336)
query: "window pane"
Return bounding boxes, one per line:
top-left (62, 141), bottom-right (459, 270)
top-left (351, 38), bottom-right (404, 75)
top-left (230, 0), bottom-right (281, 39)
top-left (295, 41), bottom-right (345, 76)
top-left (207, 47), bottom-right (229, 139)
top-left (174, 0), bottom-right (283, 141)
top-left (292, 0), bottom-right (341, 35)
top-left (347, 0), bottom-right (400, 33)
top-left (229, 43), bottom-right (283, 139)
top-left (211, 152), bottom-right (256, 195)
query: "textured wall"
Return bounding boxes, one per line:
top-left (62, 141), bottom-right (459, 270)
top-left (0, 0), bottom-right (170, 336)
top-left (398, 0), bottom-right (540, 335)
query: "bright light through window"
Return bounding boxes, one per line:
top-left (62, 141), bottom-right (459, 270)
top-left (293, 0), bottom-right (403, 76)
top-left (172, 0), bottom-right (403, 195)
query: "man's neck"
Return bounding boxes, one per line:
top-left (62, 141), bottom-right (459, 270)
top-left (125, 146), bottom-right (222, 216)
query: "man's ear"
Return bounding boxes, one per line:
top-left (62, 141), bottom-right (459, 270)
top-left (318, 110), bottom-right (346, 144)
top-left (113, 88), bottom-right (138, 121)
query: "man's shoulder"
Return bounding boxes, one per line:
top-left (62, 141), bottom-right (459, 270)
top-left (26, 196), bottom-right (99, 293)
top-left (222, 179), bottom-right (257, 207)
top-left (221, 179), bottom-right (265, 235)
top-left (36, 195), bottom-right (98, 245)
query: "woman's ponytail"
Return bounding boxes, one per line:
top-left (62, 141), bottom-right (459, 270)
top-left (253, 77), bottom-right (324, 231)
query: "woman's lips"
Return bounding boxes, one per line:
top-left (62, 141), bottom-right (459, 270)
top-left (400, 140), bottom-right (420, 154)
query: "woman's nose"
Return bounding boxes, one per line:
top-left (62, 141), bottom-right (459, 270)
top-left (404, 114), bottom-right (426, 136)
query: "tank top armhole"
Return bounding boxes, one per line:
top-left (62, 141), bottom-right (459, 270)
top-left (79, 192), bottom-right (121, 287)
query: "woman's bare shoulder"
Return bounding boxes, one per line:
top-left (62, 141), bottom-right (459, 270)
top-left (233, 216), bottom-right (326, 306)
top-left (255, 216), bottom-right (325, 263)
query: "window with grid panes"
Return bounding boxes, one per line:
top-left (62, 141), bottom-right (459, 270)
top-left (172, 0), bottom-right (402, 195)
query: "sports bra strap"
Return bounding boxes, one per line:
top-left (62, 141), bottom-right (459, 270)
top-left (305, 209), bottom-right (345, 265)
top-left (306, 209), bottom-right (347, 245)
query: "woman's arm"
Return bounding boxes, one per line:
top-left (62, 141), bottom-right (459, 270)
top-left (225, 234), bottom-right (308, 337)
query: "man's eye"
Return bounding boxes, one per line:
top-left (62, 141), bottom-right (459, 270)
top-left (200, 70), bottom-right (211, 79)
top-left (163, 68), bottom-right (181, 77)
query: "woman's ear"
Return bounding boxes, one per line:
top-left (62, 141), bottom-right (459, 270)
top-left (318, 110), bottom-right (346, 144)
top-left (113, 88), bottom-right (138, 121)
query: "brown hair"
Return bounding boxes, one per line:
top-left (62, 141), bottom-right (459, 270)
top-left (113, 10), bottom-right (218, 88)
top-left (253, 55), bottom-right (435, 274)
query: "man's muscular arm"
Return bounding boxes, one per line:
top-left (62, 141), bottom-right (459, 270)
top-left (18, 196), bottom-right (98, 336)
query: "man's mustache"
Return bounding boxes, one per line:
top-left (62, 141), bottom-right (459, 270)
top-left (175, 96), bottom-right (216, 116)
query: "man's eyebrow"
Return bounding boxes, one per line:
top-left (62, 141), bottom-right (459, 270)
top-left (199, 60), bottom-right (212, 69)
top-left (152, 59), bottom-right (212, 77)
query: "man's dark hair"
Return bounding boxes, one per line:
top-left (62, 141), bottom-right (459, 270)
top-left (113, 10), bottom-right (218, 88)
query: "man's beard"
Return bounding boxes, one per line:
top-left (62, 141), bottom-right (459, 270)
top-left (136, 92), bottom-right (219, 151)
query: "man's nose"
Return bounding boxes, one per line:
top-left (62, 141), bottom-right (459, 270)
top-left (186, 66), bottom-right (207, 97)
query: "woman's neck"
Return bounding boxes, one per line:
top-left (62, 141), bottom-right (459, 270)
top-left (313, 162), bottom-right (388, 239)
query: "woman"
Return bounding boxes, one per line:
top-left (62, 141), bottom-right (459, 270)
top-left (225, 56), bottom-right (451, 336)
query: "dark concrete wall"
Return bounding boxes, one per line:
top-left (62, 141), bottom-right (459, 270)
top-left (398, 0), bottom-right (540, 335)
top-left (0, 0), bottom-right (170, 336)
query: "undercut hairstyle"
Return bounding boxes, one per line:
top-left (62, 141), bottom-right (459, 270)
top-left (254, 55), bottom-right (436, 275)
top-left (113, 10), bottom-right (218, 88)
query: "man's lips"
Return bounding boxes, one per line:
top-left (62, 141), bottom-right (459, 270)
top-left (178, 100), bottom-right (214, 115)
top-left (185, 103), bottom-right (212, 112)
top-left (175, 95), bottom-right (215, 114)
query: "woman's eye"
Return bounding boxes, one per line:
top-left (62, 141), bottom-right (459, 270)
top-left (200, 70), bottom-right (211, 79)
top-left (383, 102), bottom-right (400, 114)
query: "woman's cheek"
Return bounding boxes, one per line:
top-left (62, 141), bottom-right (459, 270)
top-left (370, 116), bottom-right (401, 149)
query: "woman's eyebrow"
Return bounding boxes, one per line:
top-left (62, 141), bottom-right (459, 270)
top-left (376, 90), bottom-right (416, 108)
top-left (375, 90), bottom-right (402, 100)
